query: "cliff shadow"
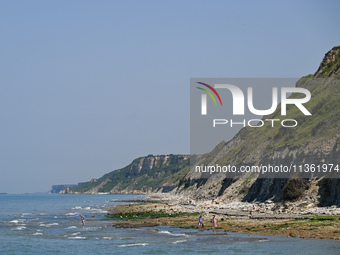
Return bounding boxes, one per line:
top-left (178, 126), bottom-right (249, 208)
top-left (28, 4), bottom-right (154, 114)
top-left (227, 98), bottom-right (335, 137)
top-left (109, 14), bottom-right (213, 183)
top-left (242, 178), bottom-right (288, 202)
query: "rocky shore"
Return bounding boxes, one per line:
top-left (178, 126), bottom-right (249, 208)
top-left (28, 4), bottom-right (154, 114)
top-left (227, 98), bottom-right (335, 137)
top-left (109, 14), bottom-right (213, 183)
top-left (107, 194), bottom-right (340, 240)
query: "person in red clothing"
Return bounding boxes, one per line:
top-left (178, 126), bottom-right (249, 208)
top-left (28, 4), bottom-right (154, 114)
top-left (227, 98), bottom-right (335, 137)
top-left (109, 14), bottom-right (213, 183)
top-left (212, 215), bottom-right (217, 231)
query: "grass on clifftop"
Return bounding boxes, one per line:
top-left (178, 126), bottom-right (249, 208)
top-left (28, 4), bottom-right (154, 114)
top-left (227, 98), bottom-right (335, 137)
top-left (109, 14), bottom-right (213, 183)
top-left (71, 154), bottom-right (190, 193)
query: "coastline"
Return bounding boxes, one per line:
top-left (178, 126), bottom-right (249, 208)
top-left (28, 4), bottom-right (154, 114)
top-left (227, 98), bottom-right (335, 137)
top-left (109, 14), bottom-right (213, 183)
top-left (107, 194), bottom-right (340, 240)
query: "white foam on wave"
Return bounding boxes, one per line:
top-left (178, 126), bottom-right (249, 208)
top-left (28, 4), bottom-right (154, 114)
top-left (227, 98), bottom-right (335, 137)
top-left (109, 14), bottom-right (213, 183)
top-left (97, 209), bottom-right (109, 213)
top-left (32, 233), bottom-right (43, 236)
top-left (71, 232), bottom-right (81, 236)
top-left (117, 243), bottom-right (148, 247)
top-left (66, 213), bottom-right (78, 216)
top-left (21, 213), bottom-right (32, 216)
top-left (13, 226), bottom-right (26, 230)
top-left (66, 226), bottom-right (77, 229)
top-left (103, 237), bottom-right (114, 240)
top-left (40, 223), bottom-right (59, 227)
top-left (172, 240), bottom-right (186, 244)
top-left (88, 208), bottom-right (108, 214)
top-left (46, 223), bottom-right (59, 227)
top-left (158, 231), bottom-right (189, 237)
top-left (257, 239), bottom-right (269, 242)
top-left (68, 236), bottom-right (86, 239)
top-left (9, 219), bottom-right (25, 224)
top-left (72, 206), bottom-right (82, 210)
top-left (83, 227), bottom-right (99, 231)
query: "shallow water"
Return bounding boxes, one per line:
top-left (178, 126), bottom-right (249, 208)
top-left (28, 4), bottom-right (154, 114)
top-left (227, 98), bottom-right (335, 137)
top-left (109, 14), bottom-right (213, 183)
top-left (1, 194), bottom-right (340, 254)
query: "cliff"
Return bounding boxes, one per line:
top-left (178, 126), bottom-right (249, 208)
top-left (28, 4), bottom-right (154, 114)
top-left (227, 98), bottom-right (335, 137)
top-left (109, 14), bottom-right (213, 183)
top-left (176, 46), bottom-right (340, 207)
top-left (68, 154), bottom-right (189, 194)
top-left (50, 184), bottom-right (79, 194)
top-left (65, 46), bottom-right (340, 208)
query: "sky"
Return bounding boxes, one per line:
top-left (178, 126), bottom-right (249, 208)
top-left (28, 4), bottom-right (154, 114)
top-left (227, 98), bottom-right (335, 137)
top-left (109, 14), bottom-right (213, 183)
top-left (0, 0), bottom-right (339, 194)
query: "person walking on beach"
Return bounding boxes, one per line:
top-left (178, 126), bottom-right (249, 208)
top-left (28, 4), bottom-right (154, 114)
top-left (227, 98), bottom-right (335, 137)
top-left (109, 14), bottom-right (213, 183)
top-left (81, 215), bottom-right (85, 226)
top-left (212, 215), bottom-right (217, 231)
top-left (198, 215), bottom-right (203, 231)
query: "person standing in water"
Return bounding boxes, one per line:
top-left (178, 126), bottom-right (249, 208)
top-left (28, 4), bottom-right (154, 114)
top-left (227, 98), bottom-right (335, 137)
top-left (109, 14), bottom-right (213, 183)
top-left (81, 215), bottom-right (85, 226)
top-left (198, 215), bottom-right (203, 231)
top-left (212, 215), bottom-right (217, 231)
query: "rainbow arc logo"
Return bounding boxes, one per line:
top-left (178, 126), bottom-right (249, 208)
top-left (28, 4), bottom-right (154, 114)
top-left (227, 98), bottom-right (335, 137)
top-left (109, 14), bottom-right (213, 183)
top-left (196, 82), bottom-right (222, 115)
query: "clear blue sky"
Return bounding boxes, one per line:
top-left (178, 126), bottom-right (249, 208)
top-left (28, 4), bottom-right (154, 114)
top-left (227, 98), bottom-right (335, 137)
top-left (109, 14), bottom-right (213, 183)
top-left (0, 0), bottom-right (339, 193)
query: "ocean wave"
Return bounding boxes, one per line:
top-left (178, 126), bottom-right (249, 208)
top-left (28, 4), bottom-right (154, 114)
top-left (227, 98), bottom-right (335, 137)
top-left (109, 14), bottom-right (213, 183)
top-left (9, 219), bottom-right (25, 224)
top-left (172, 240), bottom-right (186, 244)
top-left (103, 237), bottom-right (114, 240)
top-left (66, 226), bottom-right (77, 229)
top-left (158, 231), bottom-right (189, 237)
top-left (68, 236), bottom-right (86, 239)
top-left (72, 206), bottom-right (82, 210)
top-left (32, 233), bottom-right (43, 236)
top-left (84, 227), bottom-right (99, 230)
top-left (89, 208), bottom-right (108, 213)
top-left (40, 223), bottom-right (59, 227)
top-left (66, 213), bottom-right (78, 216)
top-left (117, 243), bottom-right (148, 247)
top-left (71, 232), bottom-right (81, 235)
top-left (12, 226), bottom-right (26, 230)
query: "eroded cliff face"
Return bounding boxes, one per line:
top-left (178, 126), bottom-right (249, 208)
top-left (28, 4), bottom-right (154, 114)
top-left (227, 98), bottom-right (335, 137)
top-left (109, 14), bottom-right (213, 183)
top-left (176, 46), bottom-right (340, 207)
top-left (68, 154), bottom-right (189, 194)
top-left (315, 46), bottom-right (340, 78)
top-left (126, 156), bottom-right (171, 177)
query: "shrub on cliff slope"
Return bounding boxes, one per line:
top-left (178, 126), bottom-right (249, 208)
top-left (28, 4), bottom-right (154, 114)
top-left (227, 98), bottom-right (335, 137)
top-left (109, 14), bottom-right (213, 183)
top-left (284, 179), bottom-right (310, 201)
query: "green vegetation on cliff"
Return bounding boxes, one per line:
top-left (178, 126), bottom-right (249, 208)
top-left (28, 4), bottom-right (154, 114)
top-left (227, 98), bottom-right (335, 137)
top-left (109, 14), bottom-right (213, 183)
top-left (212, 46), bottom-right (340, 168)
top-left (71, 154), bottom-right (189, 193)
top-left (178, 45), bottom-right (340, 204)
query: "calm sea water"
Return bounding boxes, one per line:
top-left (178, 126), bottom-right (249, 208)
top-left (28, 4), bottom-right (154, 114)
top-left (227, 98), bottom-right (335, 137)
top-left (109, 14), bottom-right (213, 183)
top-left (1, 194), bottom-right (340, 254)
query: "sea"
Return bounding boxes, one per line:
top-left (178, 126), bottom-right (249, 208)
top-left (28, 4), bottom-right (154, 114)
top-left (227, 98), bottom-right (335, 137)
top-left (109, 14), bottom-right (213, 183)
top-left (1, 194), bottom-right (340, 255)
